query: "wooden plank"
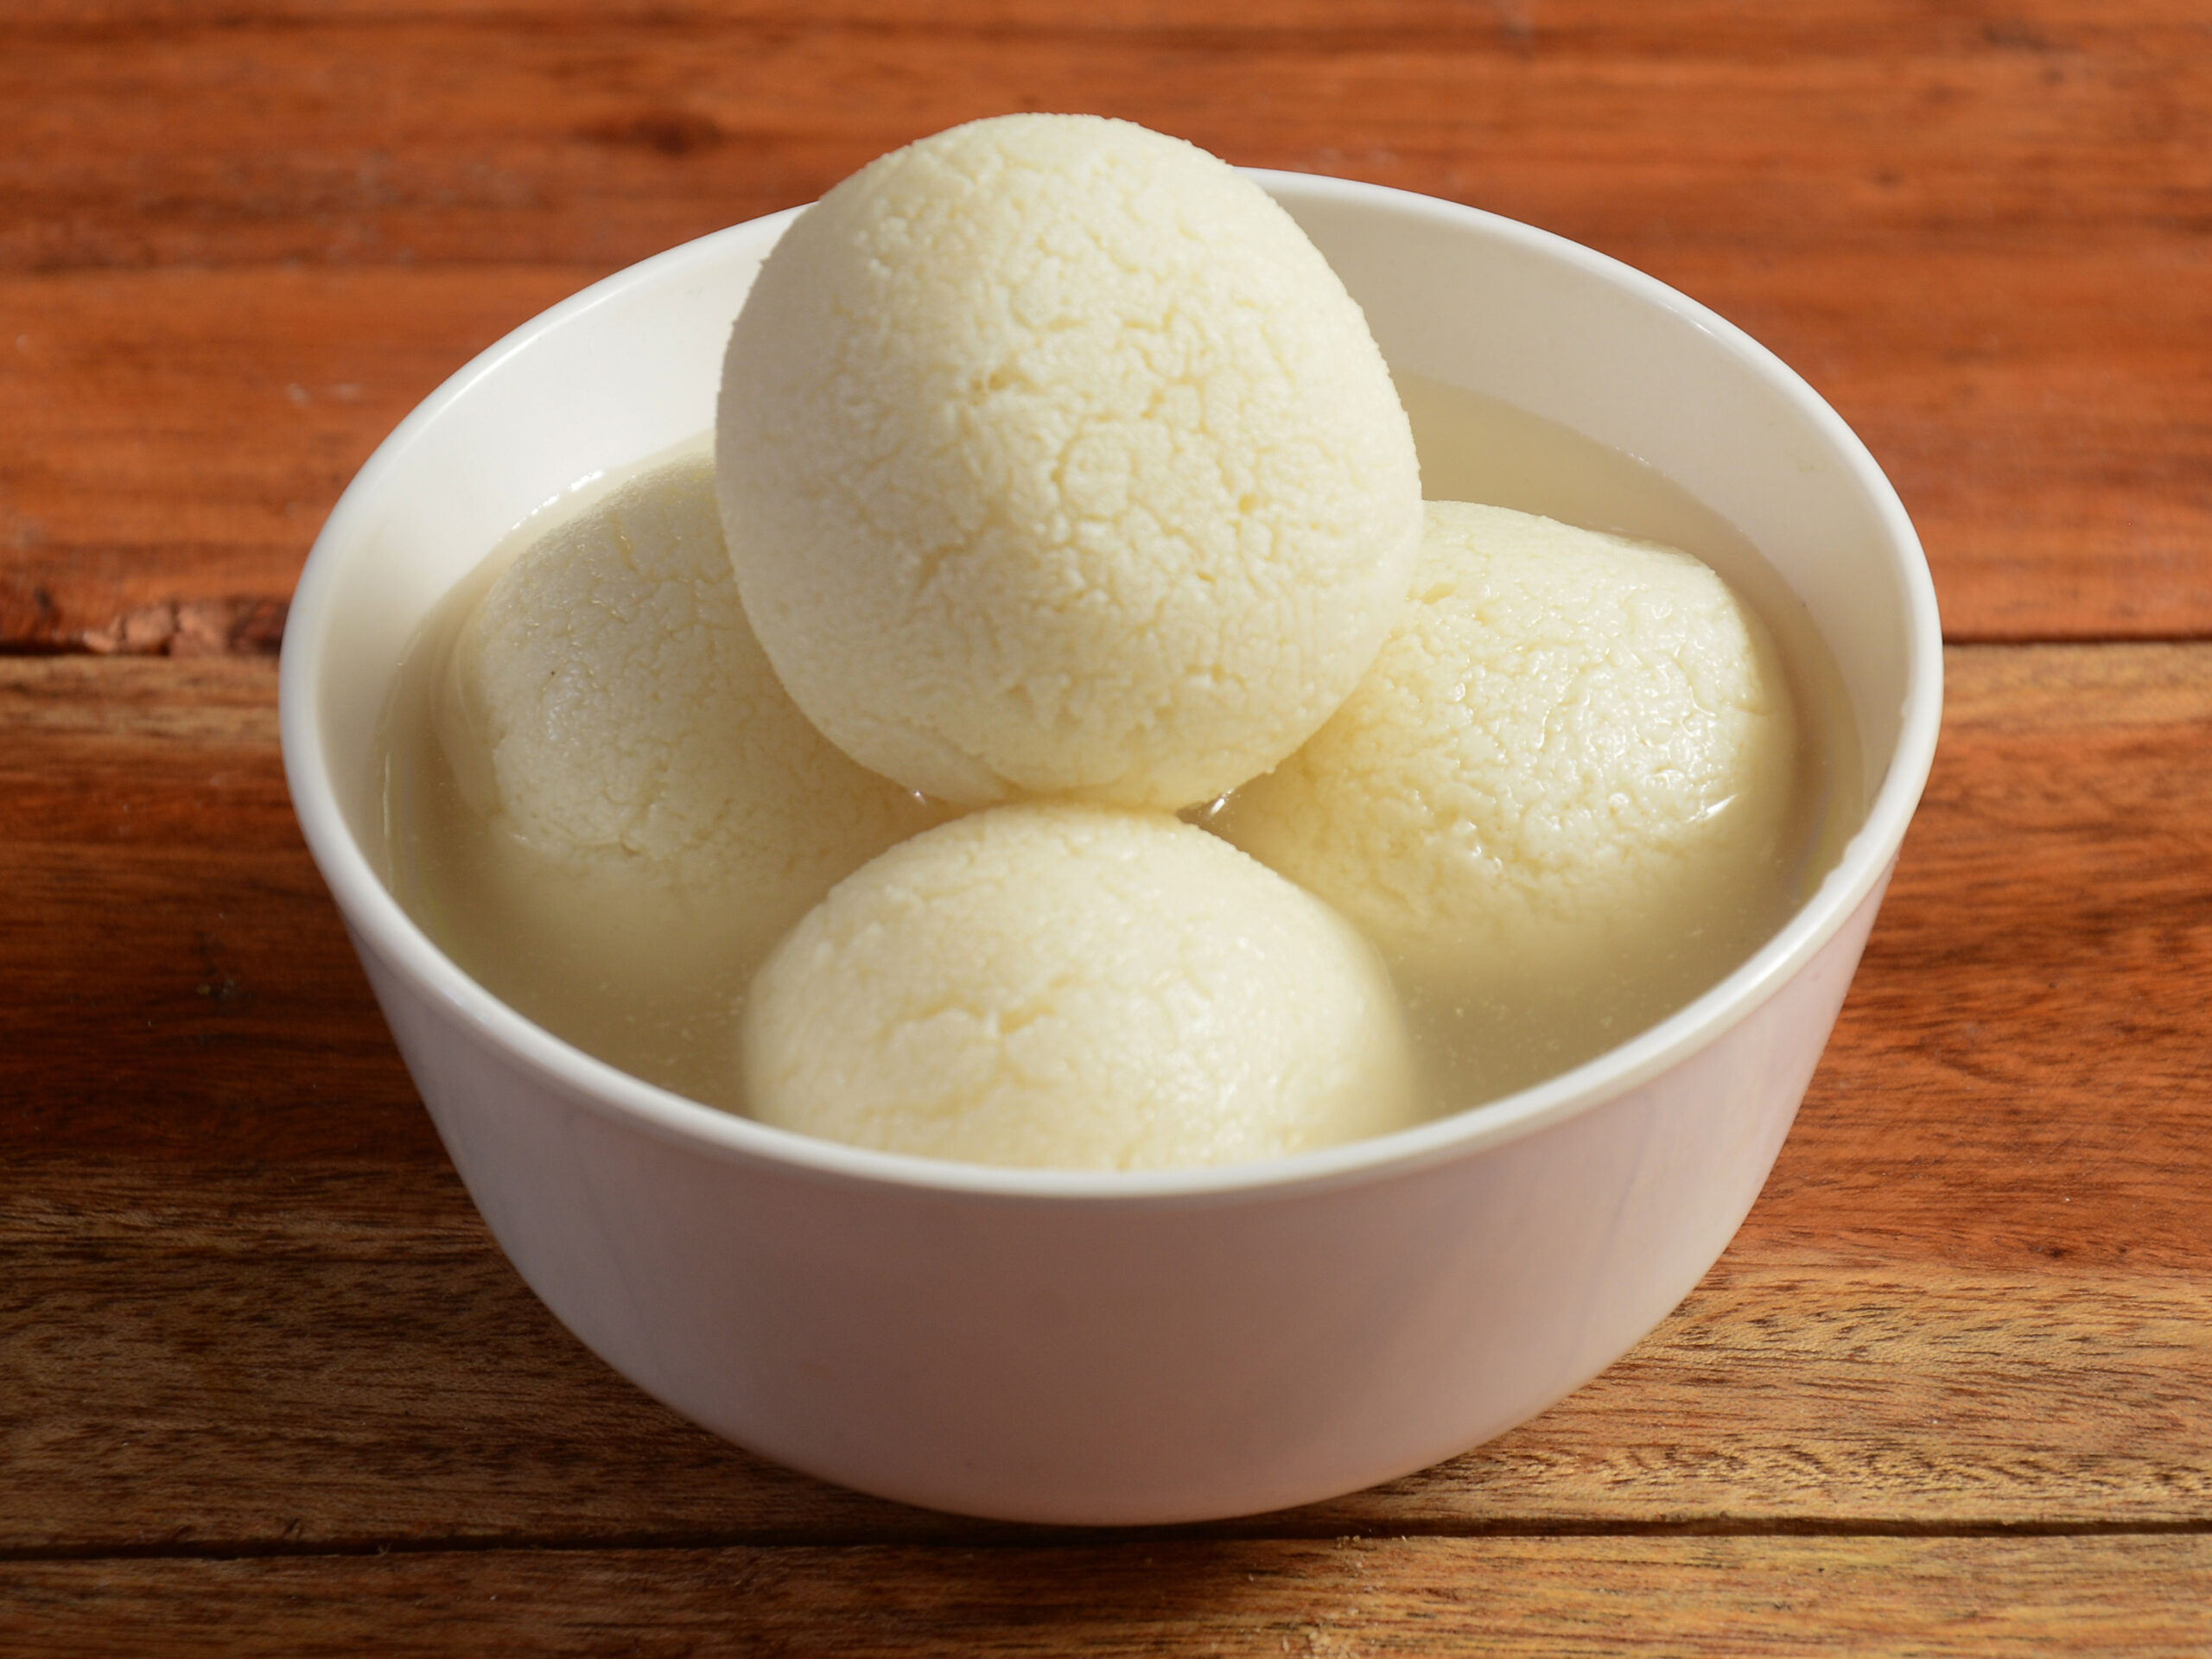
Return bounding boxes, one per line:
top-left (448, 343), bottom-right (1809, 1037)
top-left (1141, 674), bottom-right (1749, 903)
top-left (1772, 643), bottom-right (2212, 1278)
top-left (3, 646), bottom-right (2209, 1550)
top-left (4, 3), bottom-right (2206, 270)
top-left (1655, 249), bottom-right (2212, 644)
top-left (11, 643), bottom-right (2208, 1185)
top-left (3, 1535), bottom-right (2209, 1656)
top-left (3, 1161), bottom-right (2205, 1550)
top-left (0, 268), bottom-right (584, 652)
top-left (3, 2), bottom-right (2209, 641)
top-left (6, 243), bottom-right (2208, 647)
top-left (0, 658), bottom-right (432, 1160)
top-left (0, 1162), bottom-right (925, 1553)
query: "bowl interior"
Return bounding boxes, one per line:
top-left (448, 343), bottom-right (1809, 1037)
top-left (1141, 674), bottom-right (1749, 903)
top-left (1275, 178), bottom-right (1926, 814)
top-left (284, 174), bottom-right (1939, 1185)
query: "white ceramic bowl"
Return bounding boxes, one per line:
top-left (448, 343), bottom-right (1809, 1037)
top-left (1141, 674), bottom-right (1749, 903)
top-left (281, 173), bottom-right (1941, 1526)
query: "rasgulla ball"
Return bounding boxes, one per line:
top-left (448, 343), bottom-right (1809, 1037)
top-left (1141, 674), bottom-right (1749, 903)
top-left (716, 113), bottom-right (1422, 811)
top-left (437, 449), bottom-right (951, 931)
top-left (1211, 501), bottom-right (1800, 1069)
top-left (742, 804), bottom-right (1421, 1171)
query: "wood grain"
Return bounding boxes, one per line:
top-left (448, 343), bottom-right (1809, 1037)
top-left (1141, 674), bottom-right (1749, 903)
top-left (3, 1536), bottom-right (2209, 1656)
top-left (3, 646), bottom-right (2208, 1556)
top-left (3, 2), bottom-right (2208, 643)
top-left (1777, 645), bottom-right (2212, 1281)
top-left (7, 4), bottom-right (2210, 1642)
top-left (5, 1160), bottom-right (2205, 1552)
top-left (8, 2), bottom-right (2207, 272)
top-left (0, 269), bottom-right (583, 653)
top-left (6, 252), bottom-right (2206, 648)
top-left (0, 657), bottom-right (432, 1161)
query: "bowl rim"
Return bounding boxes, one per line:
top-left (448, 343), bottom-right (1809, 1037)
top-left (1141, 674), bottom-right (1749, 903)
top-left (279, 169), bottom-right (1943, 1209)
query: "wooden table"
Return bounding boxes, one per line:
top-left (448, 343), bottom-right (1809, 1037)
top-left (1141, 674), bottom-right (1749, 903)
top-left (5, 3), bottom-right (2209, 1651)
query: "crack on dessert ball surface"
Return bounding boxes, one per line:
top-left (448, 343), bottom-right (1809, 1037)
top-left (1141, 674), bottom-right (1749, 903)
top-left (717, 112), bottom-right (1421, 810)
top-left (743, 804), bottom-right (1422, 1171)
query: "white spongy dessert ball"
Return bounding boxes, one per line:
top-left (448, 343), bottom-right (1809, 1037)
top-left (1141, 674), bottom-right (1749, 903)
top-left (742, 804), bottom-right (1421, 1171)
top-left (436, 450), bottom-right (950, 925)
top-left (1211, 501), bottom-right (1800, 1025)
top-left (716, 112), bottom-right (1422, 811)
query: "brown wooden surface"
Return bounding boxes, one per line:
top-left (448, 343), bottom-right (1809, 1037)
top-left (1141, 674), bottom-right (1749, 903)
top-left (4, 3), bottom-right (2209, 1652)
top-left (4, 1539), bottom-right (2210, 1657)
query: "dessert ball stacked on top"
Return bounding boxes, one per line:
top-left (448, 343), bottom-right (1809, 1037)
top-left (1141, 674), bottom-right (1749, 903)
top-left (439, 113), bottom-right (1797, 1172)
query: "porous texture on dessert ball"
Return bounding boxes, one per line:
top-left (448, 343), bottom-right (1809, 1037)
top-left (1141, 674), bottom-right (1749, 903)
top-left (1211, 501), bottom-right (1800, 1010)
top-left (437, 451), bottom-right (950, 918)
top-left (717, 112), bottom-right (1422, 810)
top-left (743, 804), bottom-right (1421, 1171)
